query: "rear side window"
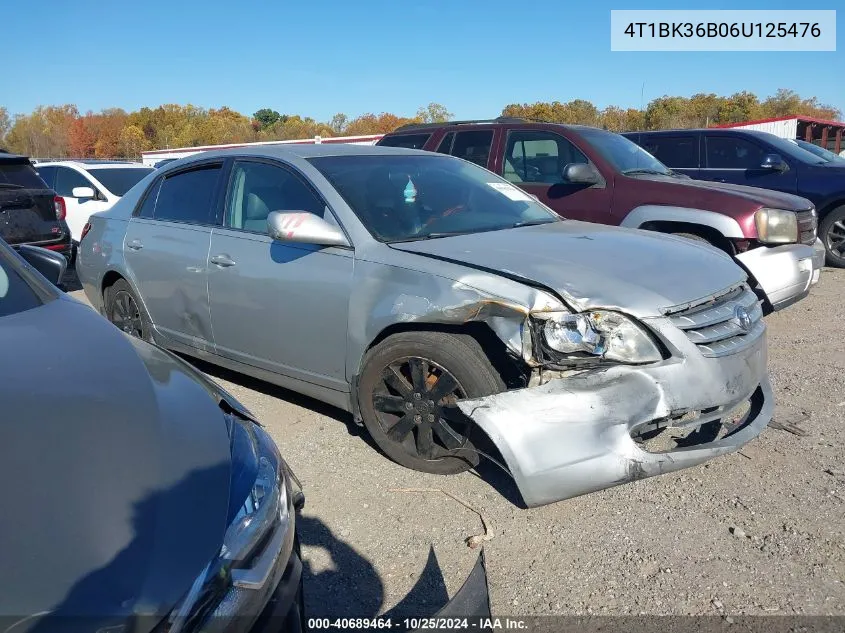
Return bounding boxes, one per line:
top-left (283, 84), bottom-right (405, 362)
top-left (451, 130), bottom-right (494, 167)
top-left (641, 135), bottom-right (698, 168)
top-left (153, 165), bottom-right (221, 224)
top-left (36, 165), bottom-right (57, 189)
top-left (378, 133), bottom-right (431, 149)
top-left (705, 136), bottom-right (767, 169)
top-left (136, 179), bottom-right (162, 219)
top-left (436, 132), bottom-right (455, 154)
top-left (0, 161), bottom-right (47, 189)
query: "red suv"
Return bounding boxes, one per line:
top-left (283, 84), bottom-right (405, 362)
top-left (377, 118), bottom-right (824, 313)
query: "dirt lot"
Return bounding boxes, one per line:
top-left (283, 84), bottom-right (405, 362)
top-left (70, 268), bottom-right (845, 619)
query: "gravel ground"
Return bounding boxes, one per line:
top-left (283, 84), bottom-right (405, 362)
top-left (68, 267), bottom-right (845, 619)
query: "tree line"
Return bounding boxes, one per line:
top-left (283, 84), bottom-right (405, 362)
top-left (0, 89), bottom-right (839, 160)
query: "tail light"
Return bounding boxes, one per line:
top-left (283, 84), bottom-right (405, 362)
top-left (80, 222), bottom-right (92, 242)
top-left (54, 196), bottom-right (66, 221)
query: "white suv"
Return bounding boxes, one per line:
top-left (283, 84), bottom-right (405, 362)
top-left (35, 161), bottom-right (153, 243)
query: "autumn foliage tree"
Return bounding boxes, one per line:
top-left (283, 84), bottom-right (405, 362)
top-left (0, 91), bottom-right (840, 159)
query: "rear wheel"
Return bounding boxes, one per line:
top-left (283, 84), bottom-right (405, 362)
top-left (105, 279), bottom-right (152, 342)
top-left (357, 331), bottom-right (504, 475)
top-left (819, 205), bottom-right (845, 268)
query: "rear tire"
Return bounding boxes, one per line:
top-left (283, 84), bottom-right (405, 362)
top-left (357, 331), bottom-right (504, 475)
top-left (104, 279), bottom-right (153, 342)
top-left (819, 205), bottom-right (845, 268)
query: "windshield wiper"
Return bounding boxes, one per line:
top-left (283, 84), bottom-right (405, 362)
top-left (511, 219), bottom-right (558, 228)
top-left (0, 183), bottom-right (25, 189)
top-left (387, 230), bottom-right (474, 244)
top-left (622, 168), bottom-right (671, 176)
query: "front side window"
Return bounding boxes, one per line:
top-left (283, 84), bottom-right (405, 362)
top-left (705, 136), bottom-right (767, 169)
top-left (226, 161), bottom-right (326, 233)
top-left (308, 154), bottom-right (559, 243)
top-left (450, 130), bottom-right (494, 167)
top-left (55, 167), bottom-right (94, 197)
top-left (577, 127), bottom-right (673, 176)
top-left (503, 131), bottom-right (588, 184)
top-left (88, 167), bottom-right (154, 196)
top-left (153, 165), bottom-right (221, 224)
top-left (378, 133), bottom-right (431, 150)
top-left (641, 135), bottom-right (698, 168)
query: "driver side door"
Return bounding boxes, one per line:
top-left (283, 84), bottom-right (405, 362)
top-left (207, 158), bottom-right (354, 393)
top-left (497, 129), bottom-right (612, 223)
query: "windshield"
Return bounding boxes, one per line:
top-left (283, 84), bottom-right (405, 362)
top-left (88, 167), bottom-right (154, 196)
top-left (0, 242), bottom-right (44, 317)
top-left (576, 128), bottom-right (672, 175)
top-left (308, 154), bottom-right (560, 242)
top-left (755, 133), bottom-right (827, 165)
top-left (794, 140), bottom-right (845, 164)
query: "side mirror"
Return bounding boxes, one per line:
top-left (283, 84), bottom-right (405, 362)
top-left (563, 163), bottom-right (602, 185)
top-left (267, 211), bottom-right (349, 248)
top-left (72, 186), bottom-right (95, 199)
top-left (760, 154), bottom-right (788, 172)
top-left (17, 244), bottom-right (67, 288)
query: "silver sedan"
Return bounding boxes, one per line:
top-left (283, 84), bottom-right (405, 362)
top-left (78, 144), bottom-right (773, 507)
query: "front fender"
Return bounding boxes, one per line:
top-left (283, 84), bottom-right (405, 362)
top-left (621, 204), bottom-right (745, 239)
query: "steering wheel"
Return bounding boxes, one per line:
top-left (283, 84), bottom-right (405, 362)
top-left (423, 204), bottom-right (467, 228)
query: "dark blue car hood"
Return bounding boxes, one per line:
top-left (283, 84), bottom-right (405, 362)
top-left (0, 297), bottom-right (232, 632)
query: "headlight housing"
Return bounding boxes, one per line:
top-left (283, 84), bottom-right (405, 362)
top-left (163, 413), bottom-right (292, 633)
top-left (755, 208), bottom-right (798, 244)
top-left (537, 310), bottom-right (663, 364)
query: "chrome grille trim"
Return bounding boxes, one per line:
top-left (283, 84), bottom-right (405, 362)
top-left (669, 284), bottom-right (765, 358)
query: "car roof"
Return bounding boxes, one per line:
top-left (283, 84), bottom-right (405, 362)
top-left (385, 119), bottom-right (596, 135)
top-left (625, 128), bottom-right (775, 137)
top-left (0, 151), bottom-right (31, 161)
top-left (35, 160), bottom-right (151, 169)
top-left (169, 143), bottom-right (433, 164)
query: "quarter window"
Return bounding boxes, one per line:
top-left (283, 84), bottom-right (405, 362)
top-left (706, 136), bottom-right (767, 169)
top-left (642, 136), bottom-right (698, 168)
top-left (226, 161), bottom-right (326, 233)
top-left (378, 133), bottom-right (431, 149)
top-left (503, 131), bottom-right (588, 184)
top-left (153, 165), bottom-right (221, 224)
top-left (136, 179), bottom-right (161, 219)
top-left (450, 131), bottom-right (494, 167)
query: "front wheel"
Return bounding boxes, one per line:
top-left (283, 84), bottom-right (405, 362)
top-left (357, 331), bottom-right (504, 475)
top-left (819, 205), bottom-right (845, 268)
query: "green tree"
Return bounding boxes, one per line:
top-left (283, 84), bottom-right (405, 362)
top-left (253, 108), bottom-right (281, 129)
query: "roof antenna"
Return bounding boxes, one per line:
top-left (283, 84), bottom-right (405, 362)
top-left (640, 81), bottom-right (645, 131)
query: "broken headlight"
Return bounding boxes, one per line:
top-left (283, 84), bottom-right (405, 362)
top-left (537, 310), bottom-right (662, 364)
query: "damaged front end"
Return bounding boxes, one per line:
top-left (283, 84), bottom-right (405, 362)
top-left (456, 282), bottom-right (774, 508)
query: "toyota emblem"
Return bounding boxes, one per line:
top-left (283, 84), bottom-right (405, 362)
top-left (734, 306), bottom-right (752, 332)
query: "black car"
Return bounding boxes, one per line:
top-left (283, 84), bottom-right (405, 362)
top-left (623, 129), bottom-right (845, 267)
top-left (0, 238), bottom-right (305, 633)
top-left (0, 151), bottom-right (73, 262)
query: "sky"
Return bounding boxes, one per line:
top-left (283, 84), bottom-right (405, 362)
top-left (2, 0), bottom-right (842, 122)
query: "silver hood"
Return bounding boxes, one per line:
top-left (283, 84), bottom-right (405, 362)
top-left (390, 221), bottom-right (747, 317)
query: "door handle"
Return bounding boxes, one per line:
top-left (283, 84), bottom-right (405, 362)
top-left (210, 254), bottom-right (236, 268)
top-left (127, 239), bottom-right (143, 251)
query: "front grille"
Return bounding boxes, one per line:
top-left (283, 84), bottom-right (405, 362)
top-left (797, 208), bottom-right (817, 246)
top-left (668, 284), bottom-right (765, 358)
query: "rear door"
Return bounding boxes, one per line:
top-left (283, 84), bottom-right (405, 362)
top-left (0, 159), bottom-right (62, 246)
top-left (123, 161), bottom-right (224, 351)
top-left (207, 158), bottom-right (353, 391)
top-left (638, 133), bottom-right (701, 178)
top-left (447, 129), bottom-right (497, 169)
top-left (702, 134), bottom-right (798, 194)
top-left (496, 128), bottom-right (612, 223)
top-left (54, 166), bottom-right (110, 242)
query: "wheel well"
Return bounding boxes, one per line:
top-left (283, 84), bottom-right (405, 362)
top-left (366, 322), bottom-right (528, 389)
top-left (639, 221), bottom-right (735, 255)
top-left (819, 199), bottom-right (845, 220)
top-left (101, 270), bottom-right (125, 299)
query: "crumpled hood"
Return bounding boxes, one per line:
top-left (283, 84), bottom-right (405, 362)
top-left (0, 297), bottom-right (231, 632)
top-left (391, 221), bottom-right (747, 316)
top-left (634, 173), bottom-right (815, 210)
